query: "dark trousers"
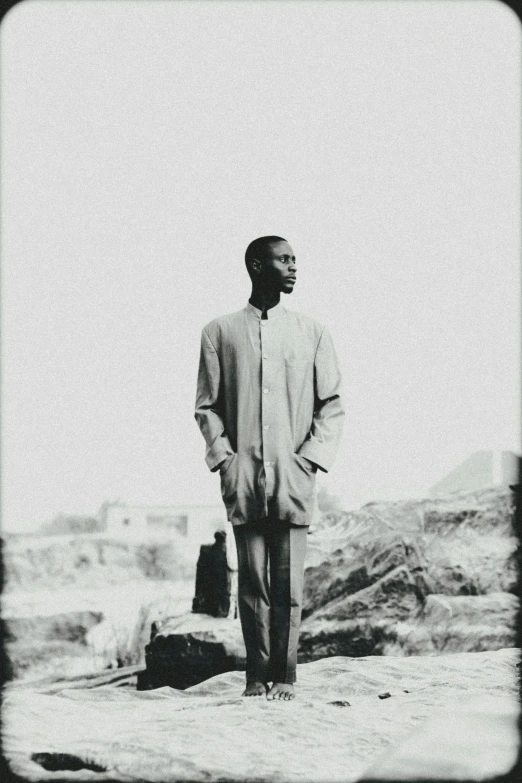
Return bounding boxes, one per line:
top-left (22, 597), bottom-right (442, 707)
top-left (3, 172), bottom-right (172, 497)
top-left (232, 518), bottom-right (309, 685)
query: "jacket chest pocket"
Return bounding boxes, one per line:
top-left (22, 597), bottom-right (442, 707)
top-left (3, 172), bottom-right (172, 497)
top-left (284, 358), bottom-right (314, 391)
top-left (284, 355), bottom-right (313, 366)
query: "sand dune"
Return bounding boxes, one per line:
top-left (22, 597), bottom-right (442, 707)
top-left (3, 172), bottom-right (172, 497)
top-left (3, 648), bottom-right (519, 782)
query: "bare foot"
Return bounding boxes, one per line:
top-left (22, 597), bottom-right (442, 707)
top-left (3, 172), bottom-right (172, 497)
top-left (266, 682), bottom-right (295, 700)
top-left (242, 680), bottom-right (269, 697)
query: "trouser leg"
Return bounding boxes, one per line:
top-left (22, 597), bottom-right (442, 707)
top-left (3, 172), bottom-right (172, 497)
top-left (232, 523), bottom-right (270, 683)
top-left (267, 522), bottom-right (309, 685)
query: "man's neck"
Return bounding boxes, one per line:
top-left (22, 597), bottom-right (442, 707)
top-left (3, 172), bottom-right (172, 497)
top-left (249, 291), bottom-right (281, 319)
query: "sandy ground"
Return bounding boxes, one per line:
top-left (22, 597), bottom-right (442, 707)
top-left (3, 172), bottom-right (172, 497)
top-left (3, 647), bottom-right (519, 782)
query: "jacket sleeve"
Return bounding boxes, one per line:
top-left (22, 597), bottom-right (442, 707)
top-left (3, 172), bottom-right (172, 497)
top-left (297, 324), bottom-right (345, 473)
top-left (194, 327), bottom-right (235, 472)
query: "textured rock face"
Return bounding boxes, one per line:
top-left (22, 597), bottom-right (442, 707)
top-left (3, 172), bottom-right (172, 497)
top-left (299, 542), bottom-right (431, 658)
top-left (145, 613), bottom-right (246, 689)
top-left (302, 539), bottom-right (430, 620)
top-left (299, 568), bottom-right (422, 659)
top-left (298, 486), bottom-right (519, 659)
top-left (308, 566), bottom-right (421, 623)
top-left (414, 592), bottom-right (520, 654)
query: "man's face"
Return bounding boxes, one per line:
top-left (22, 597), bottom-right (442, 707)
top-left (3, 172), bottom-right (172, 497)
top-left (259, 241), bottom-right (297, 293)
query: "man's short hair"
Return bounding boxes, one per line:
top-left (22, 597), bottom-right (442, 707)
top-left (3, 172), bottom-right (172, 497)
top-left (245, 236), bottom-right (287, 269)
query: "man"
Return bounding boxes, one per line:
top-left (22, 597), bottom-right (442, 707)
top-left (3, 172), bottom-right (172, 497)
top-left (194, 236), bottom-right (345, 700)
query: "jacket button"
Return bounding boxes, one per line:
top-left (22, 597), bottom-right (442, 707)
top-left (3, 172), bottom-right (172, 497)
top-left (263, 424), bottom-right (270, 430)
top-left (263, 388), bottom-right (269, 394)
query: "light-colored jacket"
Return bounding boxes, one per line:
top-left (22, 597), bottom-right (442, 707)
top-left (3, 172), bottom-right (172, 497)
top-left (195, 299), bottom-right (345, 526)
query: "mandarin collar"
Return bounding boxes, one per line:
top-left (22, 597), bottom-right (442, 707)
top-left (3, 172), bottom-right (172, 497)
top-left (245, 300), bottom-right (285, 320)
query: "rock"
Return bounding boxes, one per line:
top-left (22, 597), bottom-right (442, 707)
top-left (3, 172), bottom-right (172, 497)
top-left (428, 563), bottom-right (479, 595)
top-left (302, 560), bottom-right (371, 619)
top-left (85, 594), bottom-right (189, 669)
top-left (419, 593), bottom-right (519, 654)
top-left (299, 565), bottom-right (424, 659)
top-left (360, 692), bottom-right (520, 781)
top-left (145, 612), bottom-right (246, 689)
top-left (5, 611), bottom-right (105, 682)
top-left (5, 612), bottom-right (103, 645)
top-left (423, 491), bottom-right (515, 534)
top-left (299, 620), bottom-right (382, 659)
top-left (3, 648), bottom-right (519, 782)
top-left (421, 592), bottom-right (519, 625)
top-left (372, 592), bottom-right (520, 657)
top-left (31, 752), bottom-right (107, 773)
top-left (421, 594), bottom-right (453, 624)
top-left (302, 538), bottom-right (431, 620)
top-left (306, 565), bottom-right (422, 625)
top-left (299, 487), bottom-right (517, 660)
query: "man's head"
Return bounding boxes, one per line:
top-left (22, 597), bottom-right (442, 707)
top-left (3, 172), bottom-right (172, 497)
top-left (245, 236), bottom-right (297, 294)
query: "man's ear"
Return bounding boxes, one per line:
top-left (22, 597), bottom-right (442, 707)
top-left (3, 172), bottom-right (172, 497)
top-left (250, 257), bottom-right (262, 276)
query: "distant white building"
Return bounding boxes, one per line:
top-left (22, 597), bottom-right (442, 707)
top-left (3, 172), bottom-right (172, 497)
top-left (428, 450), bottom-right (521, 497)
top-left (105, 502), bottom-right (228, 559)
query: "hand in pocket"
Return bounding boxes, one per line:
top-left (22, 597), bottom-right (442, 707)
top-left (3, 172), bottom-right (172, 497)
top-left (297, 455), bottom-right (318, 473)
top-left (219, 453), bottom-right (235, 475)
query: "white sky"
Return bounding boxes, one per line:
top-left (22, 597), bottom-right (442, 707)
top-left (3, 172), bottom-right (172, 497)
top-left (1, 0), bottom-right (520, 532)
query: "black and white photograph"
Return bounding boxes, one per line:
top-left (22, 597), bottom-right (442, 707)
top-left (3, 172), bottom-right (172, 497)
top-left (1, 1), bottom-right (520, 781)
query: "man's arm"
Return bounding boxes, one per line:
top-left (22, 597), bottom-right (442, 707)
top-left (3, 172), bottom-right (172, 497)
top-left (296, 324), bottom-right (345, 473)
top-left (194, 327), bottom-right (234, 472)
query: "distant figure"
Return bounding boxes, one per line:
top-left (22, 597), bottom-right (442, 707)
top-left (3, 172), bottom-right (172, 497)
top-left (192, 530), bottom-right (232, 618)
top-left (194, 235), bottom-right (345, 700)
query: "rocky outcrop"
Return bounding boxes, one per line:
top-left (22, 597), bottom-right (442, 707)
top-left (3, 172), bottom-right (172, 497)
top-left (299, 563), bottom-right (425, 658)
top-left (411, 592), bottom-right (520, 654)
top-left (302, 539), bottom-right (431, 619)
top-left (299, 486), bottom-right (519, 659)
top-left (145, 613), bottom-right (246, 689)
